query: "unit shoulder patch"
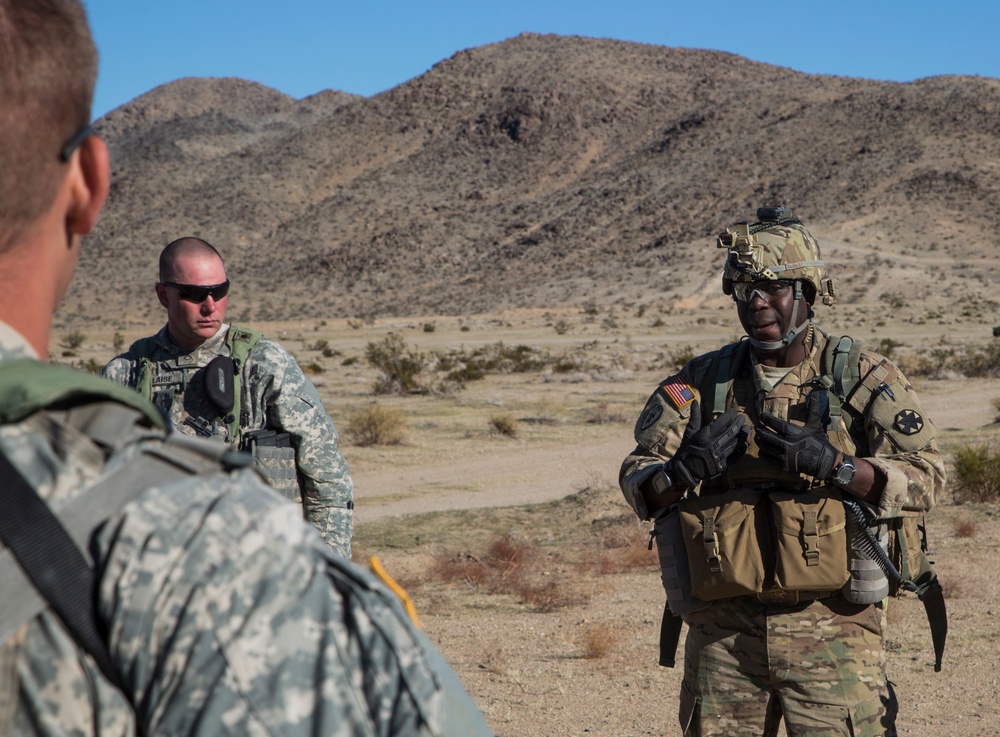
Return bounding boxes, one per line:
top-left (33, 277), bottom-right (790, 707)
top-left (894, 409), bottom-right (924, 435)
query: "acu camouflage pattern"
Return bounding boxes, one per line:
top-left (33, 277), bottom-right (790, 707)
top-left (102, 323), bottom-right (354, 557)
top-left (0, 324), bottom-right (493, 737)
top-left (620, 324), bottom-right (943, 736)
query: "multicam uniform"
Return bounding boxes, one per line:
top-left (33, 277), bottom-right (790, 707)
top-left (620, 323), bottom-right (945, 737)
top-left (0, 321), bottom-right (492, 736)
top-left (102, 323), bottom-right (353, 557)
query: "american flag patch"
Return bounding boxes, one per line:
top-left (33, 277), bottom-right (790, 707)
top-left (661, 379), bottom-right (695, 410)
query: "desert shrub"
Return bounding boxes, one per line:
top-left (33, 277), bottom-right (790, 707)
top-left (671, 345), bottom-right (696, 369)
top-left (366, 332), bottom-right (426, 394)
top-left (950, 444), bottom-right (1000, 502)
top-left (554, 319), bottom-right (570, 335)
top-left (874, 337), bottom-right (904, 359)
top-left (422, 322), bottom-right (436, 333)
top-left (346, 403), bottom-right (408, 446)
top-left (61, 329), bottom-right (86, 350)
top-left (302, 361), bottom-right (324, 375)
top-left (113, 331), bottom-right (125, 353)
top-left (489, 412), bottom-right (518, 437)
top-left (955, 341), bottom-right (1000, 378)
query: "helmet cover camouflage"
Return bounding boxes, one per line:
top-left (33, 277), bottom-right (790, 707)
top-left (718, 207), bottom-right (837, 306)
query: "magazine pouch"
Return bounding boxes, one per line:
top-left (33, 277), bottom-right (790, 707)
top-left (652, 506), bottom-right (710, 615)
top-left (244, 429), bottom-right (299, 501)
top-left (678, 488), bottom-right (766, 601)
top-left (770, 489), bottom-right (849, 593)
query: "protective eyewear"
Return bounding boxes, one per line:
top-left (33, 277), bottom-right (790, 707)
top-left (161, 279), bottom-right (231, 303)
top-left (60, 124), bottom-right (95, 162)
top-left (732, 279), bottom-right (794, 303)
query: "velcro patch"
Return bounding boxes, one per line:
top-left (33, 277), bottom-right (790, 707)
top-left (661, 379), bottom-right (695, 410)
top-left (639, 402), bottom-right (663, 431)
top-left (894, 409), bottom-right (924, 435)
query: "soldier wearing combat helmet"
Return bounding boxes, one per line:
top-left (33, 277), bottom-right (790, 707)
top-left (620, 207), bottom-right (946, 737)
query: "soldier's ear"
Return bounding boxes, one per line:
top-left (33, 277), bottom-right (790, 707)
top-left (155, 282), bottom-right (170, 309)
top-left (65, 135), bottom-right (109, 236)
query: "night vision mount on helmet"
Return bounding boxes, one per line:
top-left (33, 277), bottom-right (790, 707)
top-left (717, 207), bottom-right (838, 352)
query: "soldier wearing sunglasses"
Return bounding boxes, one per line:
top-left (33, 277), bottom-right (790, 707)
top-left (102, 236), bottom-right (354, 557)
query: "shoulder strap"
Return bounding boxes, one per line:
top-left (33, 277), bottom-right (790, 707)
top-left (126, 336), bottom-right (160, 402)
top-left (706, 341), bottom-right (749, 420)
top-left (0, 359), bottom-right (165, 431)
top-left (223, 326), bottom-right (263, 444)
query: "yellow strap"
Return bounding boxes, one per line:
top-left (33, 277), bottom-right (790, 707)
top-left (368, 556), bottom-right (421, 628)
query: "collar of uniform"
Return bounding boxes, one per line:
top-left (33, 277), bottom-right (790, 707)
top-left (155, 323), bottom-right (230, 357)
top-left (750, 322), bottom-right (821, 395)
top-left (0, 320), bottom-right (40, 362)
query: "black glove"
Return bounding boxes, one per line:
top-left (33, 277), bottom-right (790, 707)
top-left (669, 401), bottom-right (749, 488)
top-left (755, 389), bottom-right (839, 480)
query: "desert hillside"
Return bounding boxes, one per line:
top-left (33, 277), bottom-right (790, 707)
top-left (61, 33), bottom-right (1000, 330)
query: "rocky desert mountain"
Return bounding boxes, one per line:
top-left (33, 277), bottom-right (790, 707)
top-left (66, 33), bottom-right (1000, 327)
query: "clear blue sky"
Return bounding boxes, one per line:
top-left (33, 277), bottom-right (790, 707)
top-left (86, 1), bottom-right (1000, 119)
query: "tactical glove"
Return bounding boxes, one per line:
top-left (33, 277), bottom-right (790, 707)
top-left (755, 388), bottom-right (839, 480)
top-left (668, 401), bottom-right (749, 489)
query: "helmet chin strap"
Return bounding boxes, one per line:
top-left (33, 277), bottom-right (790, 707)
top-left (746, 280), bottom-right (813, 352)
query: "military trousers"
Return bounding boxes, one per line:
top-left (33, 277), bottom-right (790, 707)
top-left (678, 594), bottom-right (897, 737)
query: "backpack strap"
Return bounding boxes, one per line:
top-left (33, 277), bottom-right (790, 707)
top-left (0, 360), bottom-right (250, 686)
top-left (223, 326), bottom-right (262, 445)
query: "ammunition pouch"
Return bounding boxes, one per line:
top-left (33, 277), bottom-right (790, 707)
top-left (651, 506), bottom-right (710, 616)
top-left (242, 429), bottom-right (299, 501)
top-left (674, 487), bottom-right (852, 602)
top-left (677, 488), bottom-right (768, 600)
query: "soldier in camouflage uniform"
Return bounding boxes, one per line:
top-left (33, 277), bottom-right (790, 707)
top-left (0, 1), bottom-right (493, 734)
top-left (101, 237), bottom-right (354, 556)
top-left (620, 208), bottom-right (945, 737)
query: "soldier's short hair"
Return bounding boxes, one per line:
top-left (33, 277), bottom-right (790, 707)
top-left (159, 236), bottom-right (225, 282)
top-left (0, 0), bottom-right (97, 250)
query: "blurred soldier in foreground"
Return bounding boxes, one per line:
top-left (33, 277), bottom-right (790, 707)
top-left (620, 207), bottom-right (946, 736)
top-left (101, 236), bottom-right (354, 557)
top-left (0, 1), bottom-right (492, 734)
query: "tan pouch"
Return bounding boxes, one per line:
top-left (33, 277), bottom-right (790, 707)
top-left (770, 489), bottom-right (849, 592)
top-left (678, 488), bottom-right (766, 600)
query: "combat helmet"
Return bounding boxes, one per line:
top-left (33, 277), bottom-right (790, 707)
top-left (717, 206), bottom-right (837, 351)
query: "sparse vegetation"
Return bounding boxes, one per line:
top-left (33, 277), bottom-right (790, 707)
top-left (345, 403), bottom-right (409, 446)
top-left (950, 444), bottom-right (1000, 503)
top-left (61, 329), bottom-right (86, 350)
top-left (366, 332), bottom-right (427, 394)
top-left (489, 412), bottom-right (519, 437)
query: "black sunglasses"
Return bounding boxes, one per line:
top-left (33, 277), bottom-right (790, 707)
top-left (160, 279), bottom-right (231, 303)
top-left (60, 124), bottom-right (95, 162)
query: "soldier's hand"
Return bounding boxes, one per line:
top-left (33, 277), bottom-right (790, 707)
top-left (755, 389), bottom-right (839, 480)
top-left (669, 401), bottom-right (749, 489)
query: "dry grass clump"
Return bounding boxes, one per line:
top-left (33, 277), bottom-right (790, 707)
top-left (489, 412), bottom-right (519, 437)
top-left (430, 535), bottom-right (584, 612)
top-left (584, 518), bottom-right (658, 574)
top-left (578, 622), bottom-right (618, 659)
top-left (954, 517), bottom-right (977, 538)
top-left (345, 403), bottom-right (409, 446)
top-left (586, 400), bottom-right (631, 424)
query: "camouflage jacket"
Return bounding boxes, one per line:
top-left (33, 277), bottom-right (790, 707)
top-left (101, 324), bottom-right (353, 557)
top-left (620, 323), bottom-right (946, 521)
top-left (0, 321), bottom-right (493, 736)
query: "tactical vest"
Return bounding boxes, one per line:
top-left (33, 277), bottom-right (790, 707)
top-left (655, 331), bottom-right (946, 671)
top-left (129, 328), bottom-right (300, 501)
top-left (131, 325), bottom-right (262, 446)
